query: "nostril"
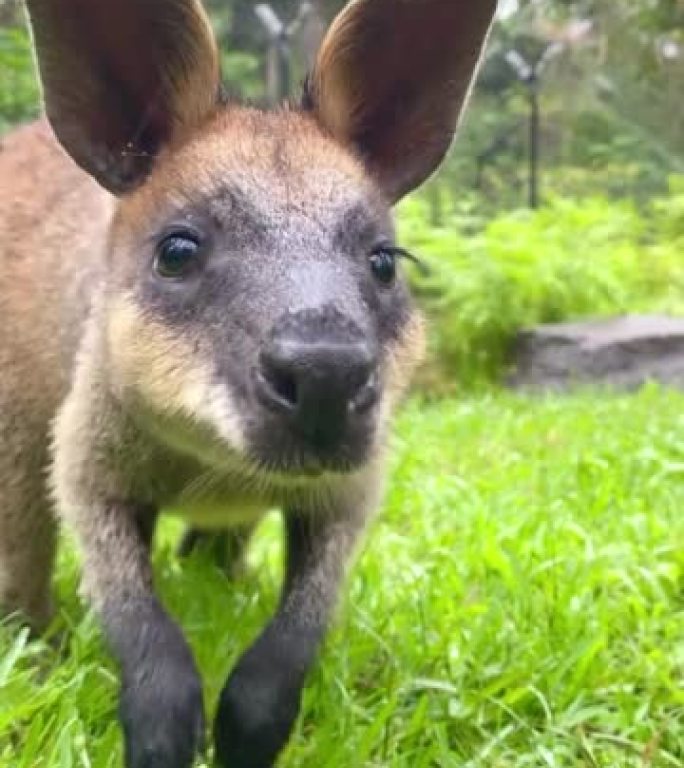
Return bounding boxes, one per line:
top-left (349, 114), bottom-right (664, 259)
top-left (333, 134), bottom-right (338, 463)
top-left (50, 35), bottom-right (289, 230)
top-left (268, 368), bottom-right (298, 407)
top-left (256, 332), bottom-right (379, 427)
top-left (350, 370), bottom-right (379, 414)
top-left (256, 353), bottom-right (299, 413)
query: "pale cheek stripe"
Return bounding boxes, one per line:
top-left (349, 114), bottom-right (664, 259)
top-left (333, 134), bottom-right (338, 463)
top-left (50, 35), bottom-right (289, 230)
top-left (192, 382), bottom-right (246, 452)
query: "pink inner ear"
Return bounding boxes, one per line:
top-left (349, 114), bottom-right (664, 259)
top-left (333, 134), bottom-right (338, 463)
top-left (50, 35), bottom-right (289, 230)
top-left (86, 13), bottom-right (172, 142)
top-left (62, 1), bottom-right (192, 151)
top-left (28, 0), bottom-right (220, 194)
top-left (310, 0), bottom-right (497, 202)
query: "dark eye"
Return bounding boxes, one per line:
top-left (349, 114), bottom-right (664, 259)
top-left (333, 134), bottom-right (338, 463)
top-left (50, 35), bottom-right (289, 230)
top-left (155, 233), bottom-right (201, 279)
top-left (369, 246), bottom-right (397, 286)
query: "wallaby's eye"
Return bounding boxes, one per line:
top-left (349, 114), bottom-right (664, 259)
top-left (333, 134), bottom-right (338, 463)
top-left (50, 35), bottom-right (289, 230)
top-left (155, 233), bottom-right (201, 279)
top-left (369, 246), bottom-right (397, 286)
top-left (370, 243), bottom-right (428, 285)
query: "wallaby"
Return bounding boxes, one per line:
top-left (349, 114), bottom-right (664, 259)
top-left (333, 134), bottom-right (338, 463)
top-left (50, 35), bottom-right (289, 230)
top-left (0, 0), bottom-right (495, 765)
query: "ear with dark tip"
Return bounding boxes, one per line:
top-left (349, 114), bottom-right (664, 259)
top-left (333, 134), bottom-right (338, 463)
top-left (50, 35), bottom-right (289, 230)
top-left (306, 0), bottom-right (497, 203)
top-left (25, 0), bottom-right (220, 195)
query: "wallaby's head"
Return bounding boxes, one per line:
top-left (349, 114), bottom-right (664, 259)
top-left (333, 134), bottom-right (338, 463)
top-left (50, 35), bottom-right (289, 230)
top-left (27, 0), bottom-right (495, 479)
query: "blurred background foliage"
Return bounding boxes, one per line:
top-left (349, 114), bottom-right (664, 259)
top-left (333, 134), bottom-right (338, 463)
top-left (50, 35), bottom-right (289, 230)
top-left (1, 0), bottom-right (682, 390)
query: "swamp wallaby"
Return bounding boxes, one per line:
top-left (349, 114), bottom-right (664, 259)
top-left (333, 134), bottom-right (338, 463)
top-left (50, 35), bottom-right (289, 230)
top-left (0, 0), bottom-right (495, 765)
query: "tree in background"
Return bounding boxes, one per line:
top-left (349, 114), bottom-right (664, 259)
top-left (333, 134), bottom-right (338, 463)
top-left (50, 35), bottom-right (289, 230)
top-left (446, 0), bottom-right (683, 209)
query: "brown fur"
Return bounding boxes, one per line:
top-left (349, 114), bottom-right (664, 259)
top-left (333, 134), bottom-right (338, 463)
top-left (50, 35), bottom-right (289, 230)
top-left (0, 108), bottom-right (404, 620)
top-left (0, 121), bottom-right (110, 624)
top-left (1, 1), bottom-right (495, 764)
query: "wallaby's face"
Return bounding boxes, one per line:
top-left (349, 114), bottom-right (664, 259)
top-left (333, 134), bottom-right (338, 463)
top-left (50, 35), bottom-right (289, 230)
top-left (26, 0), bottom-right (495, 479)
top-left (106, 110), bottom-right (420, 476)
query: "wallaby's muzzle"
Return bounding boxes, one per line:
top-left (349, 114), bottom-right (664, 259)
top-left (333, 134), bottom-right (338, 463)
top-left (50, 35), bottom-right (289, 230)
top-left (254, 306), bottom-right (379, 473)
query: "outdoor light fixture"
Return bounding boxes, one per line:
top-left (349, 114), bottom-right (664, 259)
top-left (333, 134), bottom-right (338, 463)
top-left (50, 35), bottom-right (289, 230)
top-left (254, 4), bottom-right (284, 39)
top-left (254, 2), bottom-right (318, 103)
top-left (505, 42), bottom-right (563, 208)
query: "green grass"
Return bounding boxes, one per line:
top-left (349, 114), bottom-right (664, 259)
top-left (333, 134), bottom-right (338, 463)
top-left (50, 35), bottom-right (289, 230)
top-left (1, 386), bottom-right (683, 767)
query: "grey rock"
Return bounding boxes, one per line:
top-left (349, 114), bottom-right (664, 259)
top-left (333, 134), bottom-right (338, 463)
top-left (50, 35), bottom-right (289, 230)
top-left (508, 315), bottom-right (684, 391)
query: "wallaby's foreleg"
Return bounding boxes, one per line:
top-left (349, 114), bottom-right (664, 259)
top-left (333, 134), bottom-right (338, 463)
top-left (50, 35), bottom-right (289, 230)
top-left (78, 500), bottom-right (204, 768)
top-left (214, 505), bottom-right (365, 768)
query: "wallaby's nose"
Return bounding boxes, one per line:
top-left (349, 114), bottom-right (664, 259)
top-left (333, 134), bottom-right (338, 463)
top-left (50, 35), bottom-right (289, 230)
top-left (256, 311), bottom-right (378, 449)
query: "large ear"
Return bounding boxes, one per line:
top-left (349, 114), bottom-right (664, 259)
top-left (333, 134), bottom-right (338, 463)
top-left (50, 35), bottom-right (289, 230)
top-left (25, 0), bottom-right (220, 194)
top-left (307, 0), bottom-right (497, 203)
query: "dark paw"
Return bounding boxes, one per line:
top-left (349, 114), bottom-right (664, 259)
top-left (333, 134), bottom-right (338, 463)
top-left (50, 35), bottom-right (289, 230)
top-left (120, 663), bottom-right (205, 768)
top-left (213, 655), bottom-right (302, 768)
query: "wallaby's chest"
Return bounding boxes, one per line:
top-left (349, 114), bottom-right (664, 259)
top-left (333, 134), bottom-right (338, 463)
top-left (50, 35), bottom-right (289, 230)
top-left (128, 444), bottom-right (274, 528)
top-left (165, 479), bottom-right (271, 529)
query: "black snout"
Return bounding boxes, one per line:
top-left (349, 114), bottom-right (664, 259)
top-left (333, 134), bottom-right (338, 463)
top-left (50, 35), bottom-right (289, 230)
top-left (256, 311), bottom-right (378, 450)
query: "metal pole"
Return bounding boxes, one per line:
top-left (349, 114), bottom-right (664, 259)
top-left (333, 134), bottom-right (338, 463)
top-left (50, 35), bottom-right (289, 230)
top-left (528, 75), bottom-right (540, 209)
top-left (505, 46), bottom-right (560, 210)
top-left (278, 35), bottom-right (291, 100)
top-left (265, 42), bottom-right (280, 104)
top-left (255, 4), bottom-right (287, 104)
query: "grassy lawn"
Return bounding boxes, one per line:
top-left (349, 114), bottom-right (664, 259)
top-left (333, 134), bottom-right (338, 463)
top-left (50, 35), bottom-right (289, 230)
top-left (1, 386), bottom-right (682, 767)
